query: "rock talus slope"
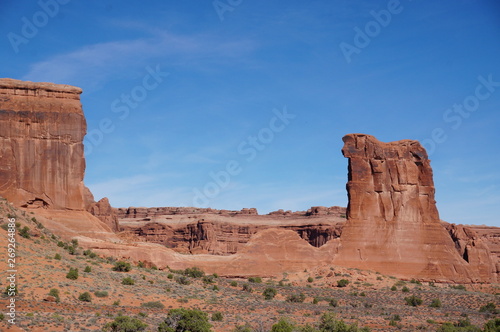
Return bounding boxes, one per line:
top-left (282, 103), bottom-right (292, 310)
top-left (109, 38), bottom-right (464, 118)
top-left (334, 133), bottom-right (495, 282)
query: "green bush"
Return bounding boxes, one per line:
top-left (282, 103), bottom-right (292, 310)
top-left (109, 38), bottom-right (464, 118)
top-left (329, 298), bottom-right (338, 307)
top-left (230, 281), bottom-right (238, 287)
top-left (184, 267), bottom-right (205, 278)
top-left (175, 276), bottom-right (191, 285)
top-left (484, 318), bottom-right (500, 332)
top-left (479, 303), bottom-right (498, 314)
top-left (94, 290), bottom-right (108, 298)
top-left (203, 275), bottom-right (215, 284)
top-left (54, 253), bottom-right (61, 260)
top-left (337, 279), bottom-right (349, 287)
top-left (263, 287), bottom-right (278, 300)
top-left (211, 311), bottom-right (223, 321)
top-left (307, 277), bottom-right (314, 283)
top-left (84, 266), bottom-right (92, 273)
top-left (83, 249), bottom-right (97, 258)
top-left (48, 289), bottom-right (60, 302)
top-left (78, 292), bottom-right (92, 302)
top-left (141, 301), bottom-right (165, 309)
top-left (402, 286), bottom-right (409, 292)
top-left (158, 308), bottom-right (212, 332)
top-left (113, 261), bottom-right (132, 272)
top-left (318, 312), bottom-right (370, 331)
top-left (242, 283), bottom-right (252, 292)
top-left (19, 226), bottom-right (30, 239)
top-left (167, 273), bottom-right (174, 279)
top-left (271, 318), bottom-right (295, 332)
top-left (430, 298), bottom-right (442, 308)
top-left (57, 241), bottom-right (65, 247)
top-left (121, 277), bottom-right (135, 285)
top-left (66, 267), bottom-right (79, 280)
top-left (286, 293), bottom-right (305, 303)
top-left (233, 324), bottom-right (253, 332)
top-left (405, 295), bottom-right (423, 306)
top-left (102, 315), bottom-right (148, 332)
top-left (248, 276), bottom-right (262, 283)
top-left (450, 284), bottom-right (467, 291)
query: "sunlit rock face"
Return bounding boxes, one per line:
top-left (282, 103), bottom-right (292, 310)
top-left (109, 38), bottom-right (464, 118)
top-left (334, 133), bottom-right (492, 283)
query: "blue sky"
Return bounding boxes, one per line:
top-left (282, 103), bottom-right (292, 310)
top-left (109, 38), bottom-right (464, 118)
top-left (1, 0), bottom-right (499, 226)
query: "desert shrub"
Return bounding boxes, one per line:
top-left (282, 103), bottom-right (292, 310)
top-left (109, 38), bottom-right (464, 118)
top-left (158, 308), bottom-right (211, 332)
top-left (184, 267), bottom-right (205, 278)
top-left (113, 261), bottom-right (132, 272)
top-left (66, 267), bottom-right (79, 280)
top-left (78, 292), bottom-right (92, 302)
top-left (242, 283), bottom-right (252, 292)
top-left (286, 293), bottom-right (305, 303)
top-left (263, 287), bottom-right (278, 300)
top-left (318, 312), bottom-right (370, 331)
top-left (19, 226), bottom-right (30, 239)
top-left (121, 277), bottom-right (135, 285)
top-left (167, 273), bottom-right (174, 279)
top-left (307, 277), bottom-right (314, 283)
top-left (329, 298), bottom-right (338, 307)
top-left (84, 266), bottom-right (92, 273)
top-left (211, 311), bottom-right (223, 321)
top-left (83, 249), bottom-right (97, 258)
top-left (54, 253), bottom-right (61, 260)
top-left (102, 315), bottom-right (148, 332)
top-left (479, 303), bottom-right (498, 314)
top-left (141, 301), bottom-right (165, 309)
top-left (94, 290), bottom-right (108, 298)
top-left (212, 285), bottom-right (219, 291)
top-left (71, 238), bottom-right (78, 246)
top-left (401, 286), bottom-right (410, 292)
top-left (67, 245), bottom-right (76, 255)
top-left (248, 276), bottom-right (262, 283)
top-left (430, 298), bottom-right (442, 308)
top-left (0, 313), bottom-right (4, 321)
top-left (176, 276), bottom-right (191, 285)
top-left (203, 275), bottom-right (215, 284)
top-left (404, 295), bottom-right (423, 306)
top-left (230, 281), bottom-right (238, 287)
top-left (337, 279), bottom-right (349, 287)
top-left (484, 318), bottom-right (500, 332)
top-left (271, 318), bottom-right (295, 332)
top-left (233, 324), bottom-right (253, 332)
top-left (57, 241), bottom-right (65, 247)
top-left (48, 289), bottom-right (60, 302)
top-left (450, 284), bottom-right (467, 291)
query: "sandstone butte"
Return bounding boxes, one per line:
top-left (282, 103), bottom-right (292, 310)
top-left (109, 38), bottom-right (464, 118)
top-left (0, 77), bottom-right (499, 283)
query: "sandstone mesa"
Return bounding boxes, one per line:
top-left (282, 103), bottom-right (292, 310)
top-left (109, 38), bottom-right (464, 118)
top-left (0, 78), bottom-right (499, 283)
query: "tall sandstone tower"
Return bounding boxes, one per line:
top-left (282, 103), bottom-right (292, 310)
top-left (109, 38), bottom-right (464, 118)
top-left (334, 133), bottom-right (495, 283)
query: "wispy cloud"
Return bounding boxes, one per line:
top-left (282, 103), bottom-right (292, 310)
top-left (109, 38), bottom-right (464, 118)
top-left (22, 30), bottom-right (257, 87)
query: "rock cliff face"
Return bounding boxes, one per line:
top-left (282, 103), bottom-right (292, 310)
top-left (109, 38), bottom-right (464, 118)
top-left (0, 78), bottom-right (87, 210)
top-left (334, 134), bottom-right (491, 282)
top-left (0, 78), bottom-right (117, 233)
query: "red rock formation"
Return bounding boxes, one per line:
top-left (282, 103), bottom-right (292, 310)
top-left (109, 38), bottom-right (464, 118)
top-left (334, 134), bottom-right (487, 282)
top-left (119, 212), bottom-right (345, 255)
top-left (0, 78), bottom-right (87, 209)
top-left (0, 78), bottom-right (118, 240)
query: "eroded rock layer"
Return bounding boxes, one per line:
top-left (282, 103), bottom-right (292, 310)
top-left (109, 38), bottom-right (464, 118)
top-left (0, 78), bottom-right (87, 210)
top-left (334, 134), bottom-right (494, 283)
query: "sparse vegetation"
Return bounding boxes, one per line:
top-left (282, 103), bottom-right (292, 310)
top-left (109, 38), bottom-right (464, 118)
top-left (66, 267), bottom-right (79, 280)
top-left (94, 290), bottom-right (108, 298)
top-left (121, 277), bottom-right (135, 285)
top-left (78, 292), bottom-right (92, 302)
top-left (337, 279), bottom-right (350, 287)
top-left (211, 311), bottom-right (223, 321)
top-left (286, 293), bottom-right (305, 303)
top-left (263, 287), bottom-right (278, 300)
top-left (430, 298), bottom-right (442, 308)
top-left (102, 315), bottom-right (148, 332)
top-left (158, 308), bottom-right (212, 332)
top-left (405, 295), bottom-right (423, 306)
top-left (141, 301), bottom-right (165, 309)
top-left (112, 261), bottom-right (132, 272)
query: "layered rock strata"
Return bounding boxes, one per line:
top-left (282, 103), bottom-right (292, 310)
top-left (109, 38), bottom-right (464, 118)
top-left (334, 134), bottom-right (493, 282)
